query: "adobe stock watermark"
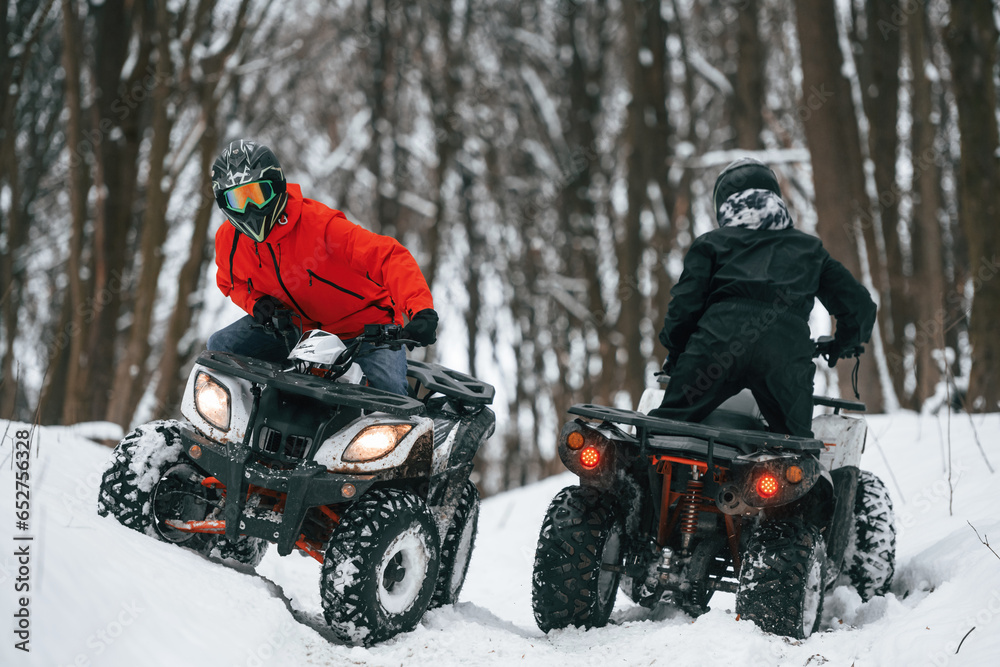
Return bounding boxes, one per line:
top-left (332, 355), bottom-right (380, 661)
top-left (68, 65), bottom-right (170, 168)
top-left (883, 253), bottom-right (1000, 375)
top-left (926, 588), bottom-right (1000, 666)
top-left (343, 0), bottom-right (405, 54)
top-left (894, 459), bottom-right (966, 540)
top-left (780, 84), bottom-right (835, 135)
top-left (42, 268), bottom-right (133, 357)
top-left (235, 619), bottom-right (296, 667)
top-left (62, 601), bottom-right (145, 667)
top-left (515, 143), bottom-right (601, 226)
top-left (847, 145), bottom-right (948, 241)
top-left (691, 0), bottom-right (758, 50)
top-left (871, 1), bottom-right (922, 40)
top-left (676, 291), bottom-right (804, 405)
top-left (58, 459), bottom-right (109, 519)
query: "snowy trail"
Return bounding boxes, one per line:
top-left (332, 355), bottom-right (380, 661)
top-left (1, 413), bottom-right (999, 666)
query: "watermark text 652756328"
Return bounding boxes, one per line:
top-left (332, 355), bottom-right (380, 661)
top-left (12, 427), bottom-right (34, 653)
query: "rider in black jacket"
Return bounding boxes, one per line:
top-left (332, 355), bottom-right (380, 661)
top-left (649, 158), bottom-right (877, 437)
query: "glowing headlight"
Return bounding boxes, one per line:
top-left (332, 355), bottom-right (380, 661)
top-left (343, 424), bottom-right (413, 462)
top-left (194, 372), bottom-right (231, 430)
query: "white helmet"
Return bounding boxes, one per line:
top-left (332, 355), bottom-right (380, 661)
top-left (288, 330), bottom-right (364, 384)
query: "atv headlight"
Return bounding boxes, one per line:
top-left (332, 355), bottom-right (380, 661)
top-left (342, 424), bottom-right (413, 462)
top-left (194, 372), bottom-right (230, 430)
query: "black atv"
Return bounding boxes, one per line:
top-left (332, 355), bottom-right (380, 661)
top-left (98, 316), bottom-right (495, 646)
top-left (530, 338), bottom-right (895, 639)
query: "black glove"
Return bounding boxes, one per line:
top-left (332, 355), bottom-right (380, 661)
top-left (252, 295), bottom-right (283, 325)
top-left (828, 338), bottom-right (863, 368)
top-left (661, 353), bottom-right (677, 376)
top-left (402, 309), bottom-right (439, 346)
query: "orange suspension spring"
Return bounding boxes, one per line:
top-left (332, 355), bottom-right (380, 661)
top-left (679, 479), bottom-right (705, 539)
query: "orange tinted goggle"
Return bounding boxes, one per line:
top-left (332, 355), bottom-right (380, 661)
top-left (223, 181), bottom-right (276, 212)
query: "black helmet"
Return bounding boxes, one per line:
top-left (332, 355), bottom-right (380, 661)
top-left (212, 140), bottom-right (288, 242)
top-left (712, 157), bottom-right (782, 221)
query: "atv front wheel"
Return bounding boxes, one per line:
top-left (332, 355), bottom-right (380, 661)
top-left (213, 535), bottom-right (270, 568)
top-left (531, 486), bottom-right (624, 632)
top-left (320, 488), bottom-right (440, 646)
top-left (841, 470), bottom-right (895, 601)
top-left (682, 534), bottom-right (729, 615)
top-left (736, 520), bottom-right (825, 639)
top-left (98, 421), bottom-right (217, 554)
top-left (431, 480), bottom-right (480, 608)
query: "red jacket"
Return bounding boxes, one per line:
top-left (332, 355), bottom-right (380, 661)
top-left (215, 183), bottom-right (434, 338)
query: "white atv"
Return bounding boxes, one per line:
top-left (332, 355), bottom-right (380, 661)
top-left (531, 336), bottom-right (895, 638)
top-left (100, 319), bottom-right (495, 645)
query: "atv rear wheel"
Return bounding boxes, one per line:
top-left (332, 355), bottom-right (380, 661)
top-left (736, 520), bottom-right (825, 639)
top-left (531, 486), bottom-right (624, 632)
top-left (841, 470), bottom-right (895, 601)
top-left (431, 480), bottom-right (480, 608)
top-left (98, 421), bottom-right (217, 555)
top-left (320, 488), bottom-right (440, 646)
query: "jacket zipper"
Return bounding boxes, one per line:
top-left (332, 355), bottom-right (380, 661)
top-left (307, 269), bottom-right (364, 300)
top-left (265, 243), bottom-right (316, 323)
top-left (228, 233), bottom-right (241, 292)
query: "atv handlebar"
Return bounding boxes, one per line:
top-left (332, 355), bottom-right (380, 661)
top-left (813, 335), bottom-right (864, 368)
top-left (358, 323), bottom-right (423, 351)
top-left (251, 308), bottom-right (424, 351)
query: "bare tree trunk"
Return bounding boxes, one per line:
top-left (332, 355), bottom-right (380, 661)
top-left (793, 0), bottom-right (885, 410)
top-left (620, 0), bottom-right (669, 405)
top-left (857, 0), bottom-right (908, 405)
top-left (153, 2), bottom-right (252, 419)
top-left (2, 0), bottom-right (64, 418)
top-left (733, 0), bottom-right (765, 149)
top-left (561, 0), bottom-right (614, 405)
top-left (946, 1), bottom-right (1000, 410)
top-left (906, 0), bottom-right (944, 407)
top-left (424, 0), bottom-right (463, 292)
top-left (107, 8), bottom-right (173, 428)
top-left (75, 2), bottom-right (153, 422)
top-left (0, 138), bottom-right (22, 418)
top-left (56, 0), bottom-right (92, 425)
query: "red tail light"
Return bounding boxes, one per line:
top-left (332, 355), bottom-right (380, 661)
top-left (756, 474), bottom-right (779, 498)
top-left (580, 447), bottom-right (600, 469)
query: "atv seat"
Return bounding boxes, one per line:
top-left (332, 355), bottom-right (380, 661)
top-left (699, 409), bottom-right (767, 432)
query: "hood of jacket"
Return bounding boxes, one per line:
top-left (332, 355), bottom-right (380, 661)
top-left (718, 188), bottom-right (793, 231)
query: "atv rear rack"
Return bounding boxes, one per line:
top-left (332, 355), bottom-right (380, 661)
top-left (647, 435), bottom-right (747, 462)
top-left (568, 404), bottom-right (825, 454)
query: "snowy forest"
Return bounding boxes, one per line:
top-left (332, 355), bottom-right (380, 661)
top-left (1, 0), bottom-right (998, 494)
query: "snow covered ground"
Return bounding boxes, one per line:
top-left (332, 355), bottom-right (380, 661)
top-left (1, 412), bottom-right (999, 666)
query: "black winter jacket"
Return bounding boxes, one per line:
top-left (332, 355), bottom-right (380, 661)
top-left (659, 226), bottom-right (877, 356)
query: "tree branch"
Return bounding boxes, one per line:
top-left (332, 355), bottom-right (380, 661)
top-left (968, 521), bottom-right (1000, 561)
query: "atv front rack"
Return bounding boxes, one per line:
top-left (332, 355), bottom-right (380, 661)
top-left (568, 404), bottom-right (825, 454)
top-left (198, 351), bottom-right (425, 416)
top-left (406, 360), bottom-right (495, 406)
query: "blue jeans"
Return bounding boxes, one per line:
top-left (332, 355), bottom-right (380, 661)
top-left (207, 316), bottom-right (410, 396)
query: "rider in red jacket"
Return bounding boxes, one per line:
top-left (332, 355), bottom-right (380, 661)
top-left (207, 139), bottom-right (437, 394)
